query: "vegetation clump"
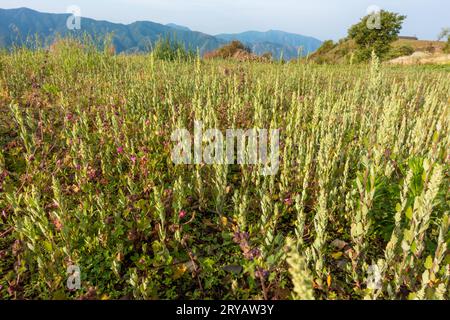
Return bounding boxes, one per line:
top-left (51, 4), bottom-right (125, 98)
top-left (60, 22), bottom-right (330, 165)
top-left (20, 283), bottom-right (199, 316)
top-left (204, 40), bottom-right (268, 61)
top-left (152, 37), bottom-right (196, 61)
top-left (386, 45), bottom-right (415, 60)
top-left (438, 28), bottom-right (450, 53)
top-left (348, 10), bottom-right (406, 61)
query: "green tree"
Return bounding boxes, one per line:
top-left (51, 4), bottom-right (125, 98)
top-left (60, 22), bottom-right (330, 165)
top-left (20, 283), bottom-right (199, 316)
top-left (438, 28), bottom-right (450, 53)
top-left (315, 40), bottom-right (336, 55)
top-left (437, 27), bottom-right (450, 41)
top-left (348, 10), bottom-right (406, 61)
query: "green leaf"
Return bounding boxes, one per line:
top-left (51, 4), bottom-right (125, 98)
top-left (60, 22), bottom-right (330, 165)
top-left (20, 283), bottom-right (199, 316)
top-left (405, 207), bottom-right (413, 220)
top-left (422, 270), bottom-right (430, 284)
top-left (331, 252), bottom-right (343, 259)
top-left (411, 240), bottom-right (417, 254)
top-left (424, 255), bottom-right (433, 269)
top-left (407, 292), bottom-right (417, 300)
top-left (43, 241), bottom-right (53, 252)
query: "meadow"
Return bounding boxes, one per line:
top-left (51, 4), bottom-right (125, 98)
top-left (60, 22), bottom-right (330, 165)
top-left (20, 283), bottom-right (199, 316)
top-left (0, 40), bottom-right (448, 300)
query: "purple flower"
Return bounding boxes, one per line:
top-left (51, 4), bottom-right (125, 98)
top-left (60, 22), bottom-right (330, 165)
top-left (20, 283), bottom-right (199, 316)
top-left (255, 267), bottom-right (269, 279)
top-left (117, 146), bottom-right (124, 154)
top-left (243, 247), bottom-right (261, 261)
top-left (179, 210), bottom-right (187, 219)
top-left (249, 248), bottom-right (261, 259)
top-left (233, 231), bottom-right (250, 244)
top-left (130, 155), bottom-right (137, 164)
top-left (284, 197), bottom-right (293, 206)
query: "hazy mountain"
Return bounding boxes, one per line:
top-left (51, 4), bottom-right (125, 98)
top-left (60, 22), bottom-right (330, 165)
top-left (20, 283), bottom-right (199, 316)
top-left (0, 7), bottom-right (224, 54)
top-left (216, 30), bottom-right (322, 59)
top-left (0, 8), bottom-right (322, 59)
top-left (166, 23), bottom-right (191, 32)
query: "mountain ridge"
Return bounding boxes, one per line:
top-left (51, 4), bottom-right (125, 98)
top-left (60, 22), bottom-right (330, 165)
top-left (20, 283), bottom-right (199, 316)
top-left (0, 7), bottom-right (322, 59)
top-left (216, 30), bottom-right (322, 58)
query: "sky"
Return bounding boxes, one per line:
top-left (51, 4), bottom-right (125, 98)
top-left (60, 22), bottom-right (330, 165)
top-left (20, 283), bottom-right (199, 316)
top-left (1, 0), bottom-right (448, 41)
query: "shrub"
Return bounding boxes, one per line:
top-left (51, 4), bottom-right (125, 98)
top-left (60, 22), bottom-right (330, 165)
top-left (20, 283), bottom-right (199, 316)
top-left (261, 52), bottom-right (273, 61)
top-left (152, 37), bottom-right (195, 61)
top-left (444, 37), bottom-right (450, 53)
top-left (387, 45), bottom-right (415, 59)
top-left (438, 27), bottom-right (450, 53)
top-left (314, 40), bottom-right (336, 55)
top-left (205, 40), bottom-right (252, 59)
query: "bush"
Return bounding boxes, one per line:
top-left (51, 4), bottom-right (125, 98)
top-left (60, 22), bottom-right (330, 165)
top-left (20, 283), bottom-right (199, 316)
top-left (261, 52), bottom-right (273, 61)
top-left (444, 37), bottom-right (450, 53)
top-left (205, 41), bottom-right (251, 59)
top-left (314, 40), bottom-right (336, 55)
top-left (152, 38), bottom-right (195, 61)
top-left (438, 28), bottom-right (450, 53)
top-left (387, 45), bottom-right (415, 59)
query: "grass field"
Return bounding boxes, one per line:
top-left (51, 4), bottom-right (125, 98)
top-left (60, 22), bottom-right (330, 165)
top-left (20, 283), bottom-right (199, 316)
top-left (0, 41), bottom-right (449, 300)
top-left (392, 39), bottom-right (446, 53)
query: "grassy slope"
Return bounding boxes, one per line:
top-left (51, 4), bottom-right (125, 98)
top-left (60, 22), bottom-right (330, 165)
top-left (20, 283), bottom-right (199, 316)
top-left (392, 39), bottom-right (446, 52)
top-left (309, 38), bottom-right (447, 64)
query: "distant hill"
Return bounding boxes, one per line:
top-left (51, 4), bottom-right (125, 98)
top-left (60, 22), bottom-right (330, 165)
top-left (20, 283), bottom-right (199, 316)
top-left (216, 30), bottom-right (322, 59)
top-left (0, 7), bottom-right (225, 54)
top-left (0, 7), bottom-right (322, 59)
top-left (166, 23), bottom-right (191, 32)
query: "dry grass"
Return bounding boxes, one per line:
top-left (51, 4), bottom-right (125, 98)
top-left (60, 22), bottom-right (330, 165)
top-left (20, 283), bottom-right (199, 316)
top-left (392, 39), bottom-right (446, 53)
top-left (388, 52), bottom-right (450, 65)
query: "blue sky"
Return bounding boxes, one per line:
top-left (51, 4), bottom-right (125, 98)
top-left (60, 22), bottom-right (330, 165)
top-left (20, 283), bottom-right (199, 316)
top-left (1, 0), bottom-right (448, 41)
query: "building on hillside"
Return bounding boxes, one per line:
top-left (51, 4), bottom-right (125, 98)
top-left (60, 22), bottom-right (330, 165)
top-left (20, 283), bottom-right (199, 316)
top-left (399, 36), bottom-right (419, 40)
